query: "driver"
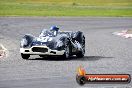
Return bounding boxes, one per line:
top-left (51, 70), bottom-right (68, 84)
top-left (50, 26), bottom-right (59, 36)
top-left (39, 26), bottom-right (59, 37)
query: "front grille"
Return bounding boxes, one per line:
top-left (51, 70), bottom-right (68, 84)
top-left (32, 47), bottom-right (48, 53)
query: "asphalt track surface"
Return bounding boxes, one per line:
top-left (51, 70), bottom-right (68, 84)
top-left (0, 17), bottom-right (132, 88)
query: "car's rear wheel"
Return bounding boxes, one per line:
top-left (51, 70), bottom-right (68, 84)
top-left (21, 53), bottom-right (30, 59)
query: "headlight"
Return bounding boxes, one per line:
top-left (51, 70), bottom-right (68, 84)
top-left (20, 38), bottom-right (27, 47)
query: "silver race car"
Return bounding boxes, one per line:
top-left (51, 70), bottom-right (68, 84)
top-left (20, 26), bottom-right (85, 59)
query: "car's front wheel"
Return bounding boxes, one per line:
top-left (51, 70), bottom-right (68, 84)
top-left (76, 36), bottom-right (85, 58)
top-left (63, 39), bottom-right (71, 59)
top-left (21, 53), bottom-right (30, 59)
top-left (76, 51), bottom-right (84, 58)
top-left (64, 44), bottom-right (70, 59)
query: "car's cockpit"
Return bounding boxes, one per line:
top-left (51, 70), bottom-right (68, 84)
top-left (39, 29), bottom-right (58, 37)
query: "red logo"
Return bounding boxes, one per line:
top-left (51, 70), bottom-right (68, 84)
top-left (76, 66), bottom-right (131, 85)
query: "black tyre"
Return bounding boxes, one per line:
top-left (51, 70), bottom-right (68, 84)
top-left (21, 53), bottom-right (30, 59)
top-left (76, 51), bottom-right (84, 58)
top-left (63, 43), bottom-right (70, 59)
top-left (63, 39), bottom-right (71, 59)
top-left (76, 36), bottom-right (85, 58)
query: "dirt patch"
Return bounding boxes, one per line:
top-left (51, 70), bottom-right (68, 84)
top-left (0, 44), bottom-right (8, 58)
top-left (126, 30), bottom-right (132, 34)
top-left (113, 30), bottom-right (132, 38)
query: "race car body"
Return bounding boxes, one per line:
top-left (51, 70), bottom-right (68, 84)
top-left (20, 29), bottom-right (85, 59)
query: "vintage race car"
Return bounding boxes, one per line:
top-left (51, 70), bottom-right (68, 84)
top-left (20, 28), bottom-right (85, 59)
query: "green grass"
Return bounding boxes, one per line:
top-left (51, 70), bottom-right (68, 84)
top-left (0, 0), bottom-right (132, 16)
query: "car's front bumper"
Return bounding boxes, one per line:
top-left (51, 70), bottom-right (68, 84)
top-left (20, 46), bottom-right (65, 55)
